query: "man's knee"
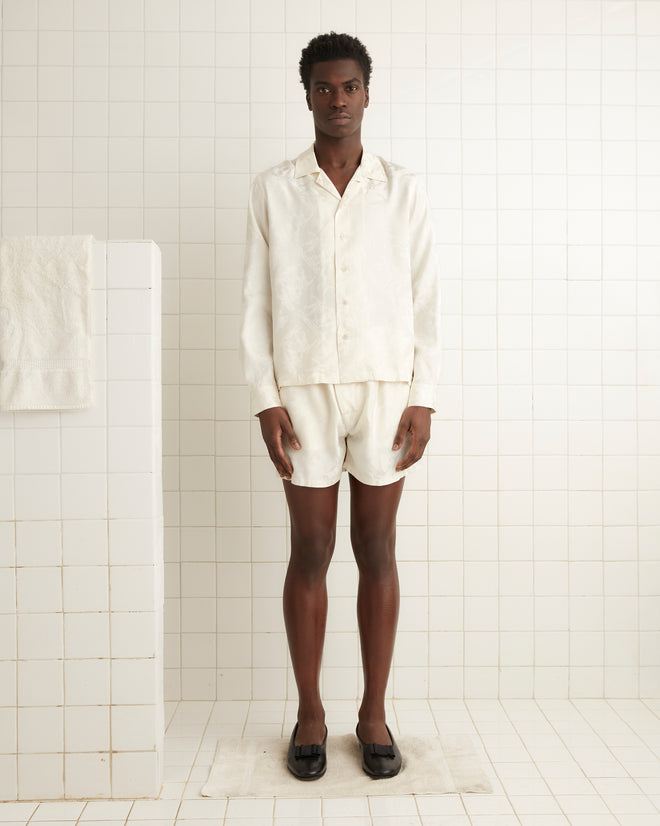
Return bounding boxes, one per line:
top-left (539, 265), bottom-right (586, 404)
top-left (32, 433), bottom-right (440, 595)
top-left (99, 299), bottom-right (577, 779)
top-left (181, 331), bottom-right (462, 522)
top-left (350, 525), bottom-right (397, 577)
top-left (289, 526), bottom-right (336, 579)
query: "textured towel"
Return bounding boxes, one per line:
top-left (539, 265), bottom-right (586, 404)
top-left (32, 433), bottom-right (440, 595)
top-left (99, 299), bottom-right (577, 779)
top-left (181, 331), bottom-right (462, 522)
top-left (200, 733), bottom-right (493, 798)
top-left (0, 235), bottom-right (94, 411)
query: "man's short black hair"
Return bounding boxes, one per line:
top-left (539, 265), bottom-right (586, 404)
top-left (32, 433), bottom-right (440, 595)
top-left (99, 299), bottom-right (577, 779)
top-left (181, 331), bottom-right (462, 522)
top-left (299, 32), bottom-right (372, 93)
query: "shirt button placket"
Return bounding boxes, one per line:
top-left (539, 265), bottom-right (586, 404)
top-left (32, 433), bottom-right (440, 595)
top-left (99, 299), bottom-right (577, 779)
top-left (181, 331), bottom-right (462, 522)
top-left (335, 211), bottom-right (350, 380)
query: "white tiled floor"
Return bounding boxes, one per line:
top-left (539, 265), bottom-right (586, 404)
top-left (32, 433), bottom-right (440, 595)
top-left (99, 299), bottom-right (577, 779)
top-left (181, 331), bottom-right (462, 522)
top-left (2, 699), bottom-right (660, 825)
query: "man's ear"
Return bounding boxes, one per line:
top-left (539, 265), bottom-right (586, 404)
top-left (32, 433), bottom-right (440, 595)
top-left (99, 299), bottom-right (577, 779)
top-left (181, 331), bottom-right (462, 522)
top-left (306, 91), bottom-right (312, 110)
top-left (364, 87), bottom-right (369, 108)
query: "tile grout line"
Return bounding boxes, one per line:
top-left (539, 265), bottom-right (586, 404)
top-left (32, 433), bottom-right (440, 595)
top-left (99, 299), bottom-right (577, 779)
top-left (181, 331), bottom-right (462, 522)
top-left (508, 698), bottom-right (600, 823)
top-left (247, 0), bottom-right (255, 713)
top-left (634, 0), bottom-right (643, 709)
top-left (63, 0), bottom-right (78, 789)
top-left (494, 0), bottom-right (501, 706)
top-left (178, 700), bottom-right (214, 807)
top-left (540, 697), bottom-right (646, 822)
top-left (422, 699), bottom-right (472, 825)
top-left (604, 697), bottom-right (660, 809)
top-left (5, 698), bottom-right (660, 823)
top-left (176, 0), bottom-right (183, 707)
top-left (423, 0), bottom-right (432, 719)
top-left (462, 699), bottom-right (522, 825)
top-left (458, 0), bottom-right (466, 707)
top-left (105, 0), bottom-right (113, 782)
top-left (211, 0), bottom-right (219, 708)
top-left (563, 0), bottom-right (571, 706)
top-left (600, 0), bottom-right (606, 706)
top-left (561, 0), bottom-right (568, 704)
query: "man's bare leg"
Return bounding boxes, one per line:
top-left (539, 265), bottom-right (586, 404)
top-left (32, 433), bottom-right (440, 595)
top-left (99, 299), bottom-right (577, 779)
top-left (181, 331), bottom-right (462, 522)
top-left (282, 480), bottom-right (339, 745)
top-left (349, 474), bottom-right (405, 745)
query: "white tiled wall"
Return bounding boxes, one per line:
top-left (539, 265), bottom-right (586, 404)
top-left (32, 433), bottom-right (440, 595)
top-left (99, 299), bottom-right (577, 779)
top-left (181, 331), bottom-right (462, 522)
top-left (1, 0), bottom-right (659, 708)
top-left (0, 241), bottom-right (164, 800)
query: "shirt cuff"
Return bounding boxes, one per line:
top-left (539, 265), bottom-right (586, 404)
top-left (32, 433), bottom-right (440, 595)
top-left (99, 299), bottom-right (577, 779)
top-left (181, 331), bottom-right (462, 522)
top-left (250, 385), bottom-right (283, 417)
top-left (407, 383), bottom-right (436, 413)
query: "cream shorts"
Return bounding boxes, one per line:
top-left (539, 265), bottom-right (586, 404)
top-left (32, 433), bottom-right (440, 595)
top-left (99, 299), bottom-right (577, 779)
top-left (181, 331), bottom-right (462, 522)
top-left (279, 381), bottom-right (412, 488)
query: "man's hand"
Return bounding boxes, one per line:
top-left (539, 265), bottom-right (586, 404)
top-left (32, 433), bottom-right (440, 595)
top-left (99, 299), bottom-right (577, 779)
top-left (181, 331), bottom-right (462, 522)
top-left (392, 405), bottom-right (432, 472)
top-left (257, 406), bottom-right (301, 480)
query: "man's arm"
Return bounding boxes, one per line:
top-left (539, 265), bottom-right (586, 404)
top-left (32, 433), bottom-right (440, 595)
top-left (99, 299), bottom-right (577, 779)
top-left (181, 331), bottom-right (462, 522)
top-left (239, 175), bottom-right (283, 417)
top-left (239, 177), bottom-right (304, 478)
top-left (407, 174), bottom-right (442, 412)
top-left (390, 176), bottom-right (441, 472)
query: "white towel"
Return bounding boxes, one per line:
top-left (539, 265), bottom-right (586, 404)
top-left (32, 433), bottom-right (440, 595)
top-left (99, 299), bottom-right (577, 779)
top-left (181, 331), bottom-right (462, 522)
top-left (0, 235), bottom-right (94, 411)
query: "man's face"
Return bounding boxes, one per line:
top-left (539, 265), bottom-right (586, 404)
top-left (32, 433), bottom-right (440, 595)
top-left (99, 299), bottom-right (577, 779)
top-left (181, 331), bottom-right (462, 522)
top-left (306, 58), bottom-right (369, 140)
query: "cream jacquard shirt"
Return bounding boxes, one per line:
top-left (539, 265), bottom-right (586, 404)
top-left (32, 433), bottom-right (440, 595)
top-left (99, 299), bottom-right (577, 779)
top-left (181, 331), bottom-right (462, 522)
top-left (239, 144), bottom-right (442, 417)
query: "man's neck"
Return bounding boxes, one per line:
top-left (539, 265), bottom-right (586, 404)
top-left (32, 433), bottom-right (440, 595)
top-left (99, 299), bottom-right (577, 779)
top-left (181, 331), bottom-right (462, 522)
top-left (313, 133), bottom-right (363, 173)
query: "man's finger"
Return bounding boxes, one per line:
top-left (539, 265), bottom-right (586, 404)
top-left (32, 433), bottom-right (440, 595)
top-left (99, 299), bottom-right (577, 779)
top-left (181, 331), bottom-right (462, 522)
top-left (269, 430), bottom-right (294, 478)
top-left (396, 428), bottom-right (419, 471)
top-left (392, 414), bottom-right (410, 450)
top-left (284, 424), bottom-right (302, 450)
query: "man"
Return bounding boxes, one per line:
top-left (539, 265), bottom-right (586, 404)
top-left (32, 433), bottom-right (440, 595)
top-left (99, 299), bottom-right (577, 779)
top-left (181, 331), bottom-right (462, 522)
top-left (240, 32), bottom-right (441, 780)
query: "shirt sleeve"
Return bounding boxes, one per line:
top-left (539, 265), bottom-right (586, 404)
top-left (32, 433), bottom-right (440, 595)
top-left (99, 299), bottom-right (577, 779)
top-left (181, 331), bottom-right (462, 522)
top-left (407, 174), bottom-right (442, 412)
top-left (239, 175), bottom-right (283, 416)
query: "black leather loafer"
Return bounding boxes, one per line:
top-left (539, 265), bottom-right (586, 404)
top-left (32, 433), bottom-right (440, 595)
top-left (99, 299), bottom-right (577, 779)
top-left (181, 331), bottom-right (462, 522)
top-left (286, 722), bottom-right (327, 780)
top-left (356, 723), bottom-right (402, 778)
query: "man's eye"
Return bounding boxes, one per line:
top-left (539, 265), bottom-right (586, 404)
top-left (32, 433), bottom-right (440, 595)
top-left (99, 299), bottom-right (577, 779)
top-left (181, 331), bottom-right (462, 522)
top-left (346, 85), bottom-right (358, 92)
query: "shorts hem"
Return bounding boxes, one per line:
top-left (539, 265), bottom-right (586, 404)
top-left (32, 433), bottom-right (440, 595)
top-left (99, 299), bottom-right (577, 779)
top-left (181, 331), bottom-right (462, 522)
top-left (344, 467), bottom-right (408, 487)
top-left (289, 468), bottom-right (407, 488)
top-left (289, 474), bottom-right (343, 488)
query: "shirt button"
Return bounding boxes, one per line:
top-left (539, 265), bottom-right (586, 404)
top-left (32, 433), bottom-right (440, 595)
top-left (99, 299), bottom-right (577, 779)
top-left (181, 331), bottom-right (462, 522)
top-left (340, 265), bottom-right (348, 272)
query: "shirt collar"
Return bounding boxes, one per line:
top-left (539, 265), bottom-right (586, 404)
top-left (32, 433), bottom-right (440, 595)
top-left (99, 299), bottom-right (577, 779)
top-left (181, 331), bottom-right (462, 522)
top-left (294, 144), bottom-right (387, 183)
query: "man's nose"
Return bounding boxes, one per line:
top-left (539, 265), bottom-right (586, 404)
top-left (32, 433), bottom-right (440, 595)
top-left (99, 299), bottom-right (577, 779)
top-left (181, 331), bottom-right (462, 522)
top-left (330, 90), bottom-right (347, 107)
